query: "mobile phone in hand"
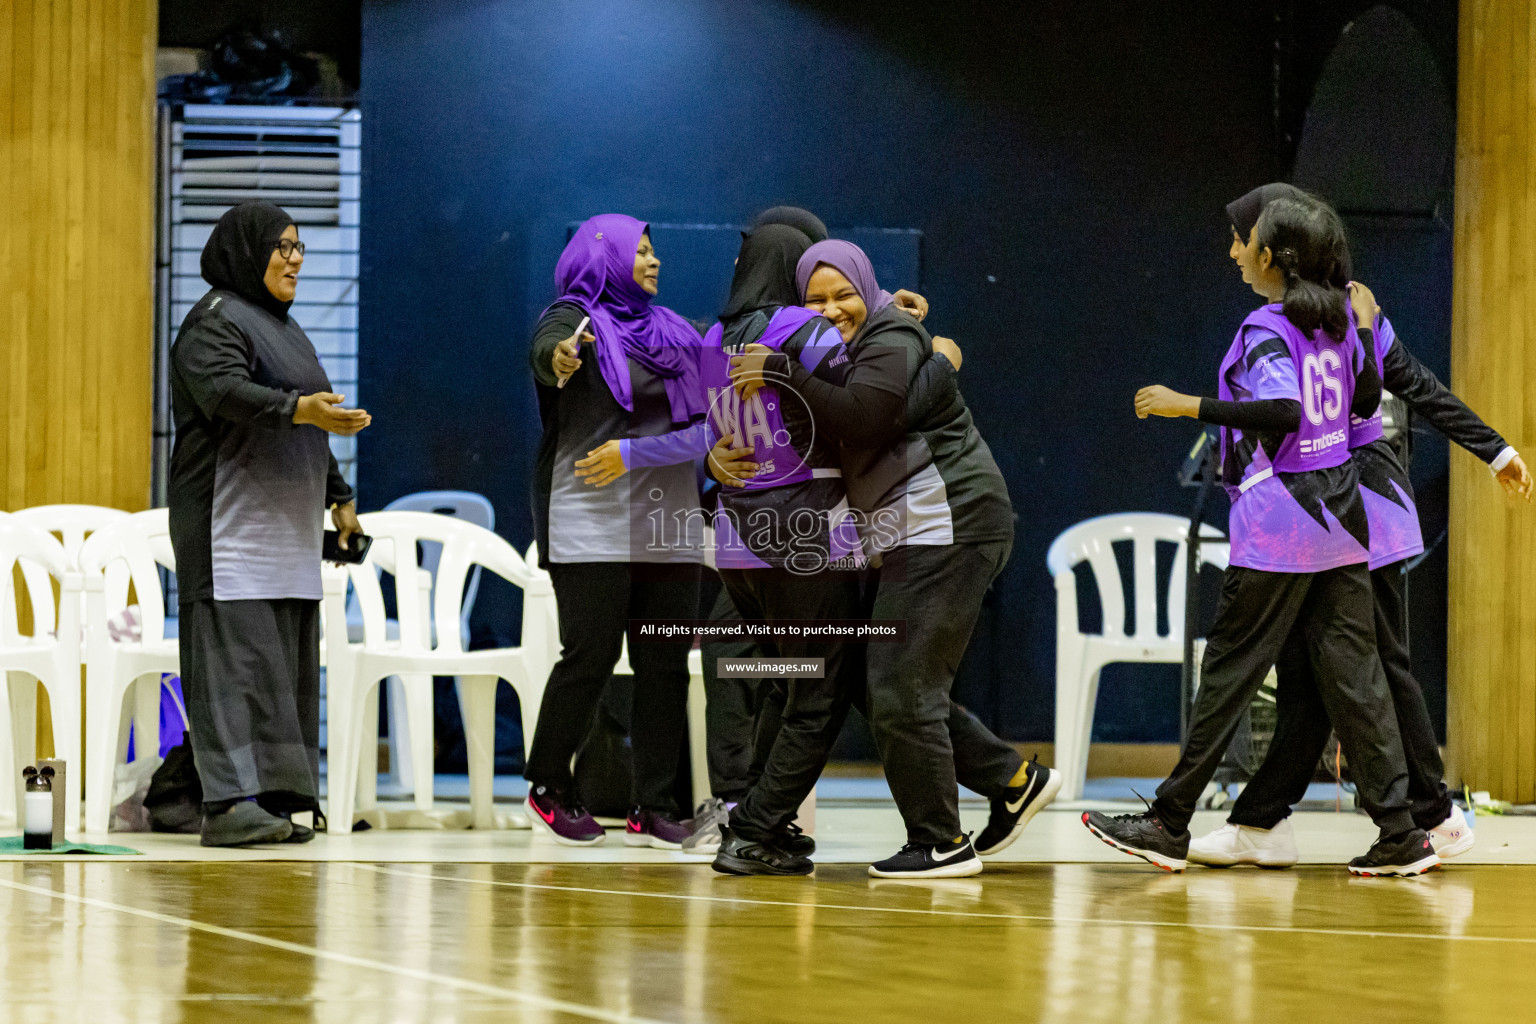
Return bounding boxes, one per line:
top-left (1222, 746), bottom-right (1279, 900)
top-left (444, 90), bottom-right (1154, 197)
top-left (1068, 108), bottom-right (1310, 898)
top-left (557, 316), bottom-right (592, 389)
top-left (322, 529), bottom-right (373, 565)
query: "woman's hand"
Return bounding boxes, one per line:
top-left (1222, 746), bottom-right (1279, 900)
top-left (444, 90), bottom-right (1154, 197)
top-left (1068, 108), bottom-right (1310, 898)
top-left (1135, 385), bottom-right (1201, 420)
top-left (552, 326), bottom-right (594, 383)
top-left (707, 433), bottom-right (760, 488)
top-left (295, 392), bottom-right (372, 436)
top-left (1348, 280), bottom-right (1380, 328)
top-left (574, 440), bottom-right (627, 487)
top-left (330, 501), bottom-right (362, 560)
top-left (729, 343), bottom-right (772, 402)
top-left (931, 335), bottom-right (962, 370)
top-left (893, 289), bottom-right (929, 321)
top-left (1495, 453), bottom-right (1534, 501)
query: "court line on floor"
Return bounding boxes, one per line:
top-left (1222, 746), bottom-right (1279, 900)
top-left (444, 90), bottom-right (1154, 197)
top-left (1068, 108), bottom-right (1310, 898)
top-left (0, 877), bottom-right (672, 1024)
top-left (355, 863), bottom-right (1536, 946)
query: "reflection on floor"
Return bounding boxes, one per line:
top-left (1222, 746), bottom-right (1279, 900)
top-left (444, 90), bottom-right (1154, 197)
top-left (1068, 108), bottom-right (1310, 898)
top-left (5, 802), bottom-right (1535, 865)
top-left (5, 858), bottom-right (1534, 1023)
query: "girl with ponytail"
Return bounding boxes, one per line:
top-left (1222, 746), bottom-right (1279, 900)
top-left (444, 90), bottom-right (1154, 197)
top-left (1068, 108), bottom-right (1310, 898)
top-left (1081, 187), bottom-right (1438, 878)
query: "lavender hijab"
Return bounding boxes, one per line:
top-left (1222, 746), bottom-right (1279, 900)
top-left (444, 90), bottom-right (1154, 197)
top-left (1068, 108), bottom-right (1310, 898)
top-left (546, 214), bottom-right (703, 422)
top-left (793, 239), bottom-right (896, 318)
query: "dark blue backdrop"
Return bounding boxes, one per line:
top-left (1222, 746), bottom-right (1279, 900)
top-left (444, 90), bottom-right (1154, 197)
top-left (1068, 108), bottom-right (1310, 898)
top-left (356, 0), bottom-right (1455, 753)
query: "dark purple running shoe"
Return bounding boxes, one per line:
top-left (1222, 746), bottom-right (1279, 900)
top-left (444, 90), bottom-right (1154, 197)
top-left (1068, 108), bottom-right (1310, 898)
top-left (526, 786), bottom-right (605, 846)
top-left (624, 808), bottom-right (691, 850)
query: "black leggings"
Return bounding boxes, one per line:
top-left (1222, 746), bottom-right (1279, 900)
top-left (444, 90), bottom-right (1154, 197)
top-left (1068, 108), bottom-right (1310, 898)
top-left (1152, 563), bottom-right (1413, 836)
top-left (863, 542), bottom-right (1023, 846)
top-left (1228, 560), bottom-right (1452, 831)
top-left (524, 561), bottom-right (699, 812)
top-left (718, 567), bottom-right (864, 838)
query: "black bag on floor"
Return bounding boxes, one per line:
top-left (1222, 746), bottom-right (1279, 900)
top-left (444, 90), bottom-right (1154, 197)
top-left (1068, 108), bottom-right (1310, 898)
top-left (143, 739), bottom-right (203, 833)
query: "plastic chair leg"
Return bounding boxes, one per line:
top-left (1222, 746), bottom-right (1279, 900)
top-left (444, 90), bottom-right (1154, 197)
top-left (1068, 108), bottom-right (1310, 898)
top-left (324, 677), bottom-right (363, 835)
top-left (1054, 660), bottom-right (1084, 803)
top-left (83, 673), bottom-right (130, 834)
top-left (357, 685), bottom-right (380, 813)
top-left (0, 681), bottom-right (10, 825)
top-left (456, 675), bottom-right (499, 829)
top-left (46, 675), bottom-right (84, 837)
top-left (686, 668), bottom-right (709, 808)
top-left (6, 673), bottom-right (37, 825)
top-left (133, 676), bottom-right (161, 763)
top-left (1068, 663), bottom-right (1105, 804)
top-left (400, 677), bottom-right (435, 812)
top-left (384, 675), bottom-right (411, 790)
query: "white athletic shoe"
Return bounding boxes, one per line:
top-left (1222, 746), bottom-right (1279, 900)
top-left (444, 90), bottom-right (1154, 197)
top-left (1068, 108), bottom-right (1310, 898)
top-left (1187, 819), bottom-right (1299, 868)
top-left (1427, 805), bottom-right (1475, 860)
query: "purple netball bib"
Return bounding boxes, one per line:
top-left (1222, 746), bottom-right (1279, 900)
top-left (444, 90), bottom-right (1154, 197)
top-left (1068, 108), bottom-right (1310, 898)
top-left (1220, 306), bottom-right (1358, 474)
top-left (1217, 305), bottom-right (1369, 572)
top-left (700, 306), bottom-right (829, 490)
top-left (1348, 314), bottom-right (1392, 449)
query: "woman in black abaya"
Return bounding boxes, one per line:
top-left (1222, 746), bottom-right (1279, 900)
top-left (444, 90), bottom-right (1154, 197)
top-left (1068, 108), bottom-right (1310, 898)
top-left (169, 200), bottom-right (371, 846)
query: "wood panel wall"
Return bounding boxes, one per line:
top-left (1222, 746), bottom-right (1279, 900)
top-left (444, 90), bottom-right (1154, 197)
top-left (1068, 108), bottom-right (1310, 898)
top-left (1, 0), bottom-right (157, 514)
top-left (1448, 0), bottom-right (1536, 802)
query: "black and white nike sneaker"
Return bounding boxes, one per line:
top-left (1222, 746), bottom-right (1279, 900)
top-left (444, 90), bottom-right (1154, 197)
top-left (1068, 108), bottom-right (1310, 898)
top-left (976, 756), bottom-right (1063, 856)
top-left (1347, 828), bottom-right (1440, 877)
top-left (1081, 806), bottom-right (1190, 872)
top-left (868, 835), bottom-right (983, 878)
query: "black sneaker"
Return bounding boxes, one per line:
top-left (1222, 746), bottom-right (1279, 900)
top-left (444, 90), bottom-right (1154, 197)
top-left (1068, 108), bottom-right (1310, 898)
top-left (1081, 806), bottom-right (1190, 872)
top-left (772, 821), bottom-right (816, 856)
top-left (1348, 828), bottom-right (1440, 877)
top-left (712, 826), bottom-right (814, 876)
top-left (868, 835), bottom-right (982, 878)
top-left (976, 757), bottom-right (1063, 856)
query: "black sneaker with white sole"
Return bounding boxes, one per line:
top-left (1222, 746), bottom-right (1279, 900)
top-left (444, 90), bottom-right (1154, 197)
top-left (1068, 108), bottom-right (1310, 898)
top-left (1347, 828), bottom-right (1439, 877)
top-left (976, 757), bottom-right (1062, 856)
top-left (772, 821), bottom-right (815, 857)
top-left (868, 835), bottom-right (983, 878)
top-left (712, 826), bottom-right (814, 876)
top-left (1081, 807), bottom-right (1190, 872)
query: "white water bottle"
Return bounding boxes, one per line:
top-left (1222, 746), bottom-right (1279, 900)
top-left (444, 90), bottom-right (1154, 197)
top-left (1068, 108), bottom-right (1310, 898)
top-left (23, 766), bottom-right (52, 851)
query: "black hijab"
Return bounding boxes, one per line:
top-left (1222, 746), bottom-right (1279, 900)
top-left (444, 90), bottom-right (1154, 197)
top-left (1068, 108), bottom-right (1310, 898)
top-left (720, 224), bottom-right (815, 321)
top-left (1225, 183), bottom-right (1306, 242)
top-left (201, 200), bottom-right (297, 320)
top-left (749, 205), bottom-right (829, 244)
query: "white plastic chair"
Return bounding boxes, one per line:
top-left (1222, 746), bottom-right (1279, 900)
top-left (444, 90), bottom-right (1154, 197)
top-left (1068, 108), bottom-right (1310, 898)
top-left (6, 505), bottom-right (130, 827)
top-left (367, 491), bottom-right (495, 799)
top-left (322, 511), bottom-right (551, 831)
top-left (1047, 513), bottom-right (1229, 802)
top-left (1, 514), bottom-right (85, 833)
top-left (76, 509), bottom-right (182, 833)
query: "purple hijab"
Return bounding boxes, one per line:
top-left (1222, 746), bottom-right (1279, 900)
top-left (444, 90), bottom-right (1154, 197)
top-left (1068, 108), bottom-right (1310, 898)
top-left (793, 239), bottom-right (896, 315)
top-left (546, 214), bottom-right (703, 422)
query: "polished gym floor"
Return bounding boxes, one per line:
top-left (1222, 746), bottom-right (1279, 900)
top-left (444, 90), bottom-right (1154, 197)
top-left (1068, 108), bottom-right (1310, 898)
top-left (5, 805), bottom-right (1536, 1023)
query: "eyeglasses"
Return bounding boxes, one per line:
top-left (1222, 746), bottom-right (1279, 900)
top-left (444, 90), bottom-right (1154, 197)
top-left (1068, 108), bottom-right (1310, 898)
top-left (275, 239), bottom-right (306, 260)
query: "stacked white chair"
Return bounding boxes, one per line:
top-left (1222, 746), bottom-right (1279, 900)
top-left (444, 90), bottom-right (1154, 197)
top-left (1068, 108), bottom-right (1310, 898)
top-left (368, 490), bottom-right (495, 804)
top-left (1047, 512), bottom-right (1229, 802)
top-left (1, 514), bottom-right (85, 833)
top-left (322, 511), bottom-right (551, 832)
top-left (76, 509), bottom-right (181, 833)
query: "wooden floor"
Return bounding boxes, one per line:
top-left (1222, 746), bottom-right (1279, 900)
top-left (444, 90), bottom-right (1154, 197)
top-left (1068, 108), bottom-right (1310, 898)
top-left (6, 857), bottom-right (1536, 1023)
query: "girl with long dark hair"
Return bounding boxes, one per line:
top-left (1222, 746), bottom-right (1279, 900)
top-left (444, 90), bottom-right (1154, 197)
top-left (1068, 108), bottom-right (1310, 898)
top-left (1187, 186), bottom-right (1532, 868)
top-left (1082, 192), bottom-right (1436, 876)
